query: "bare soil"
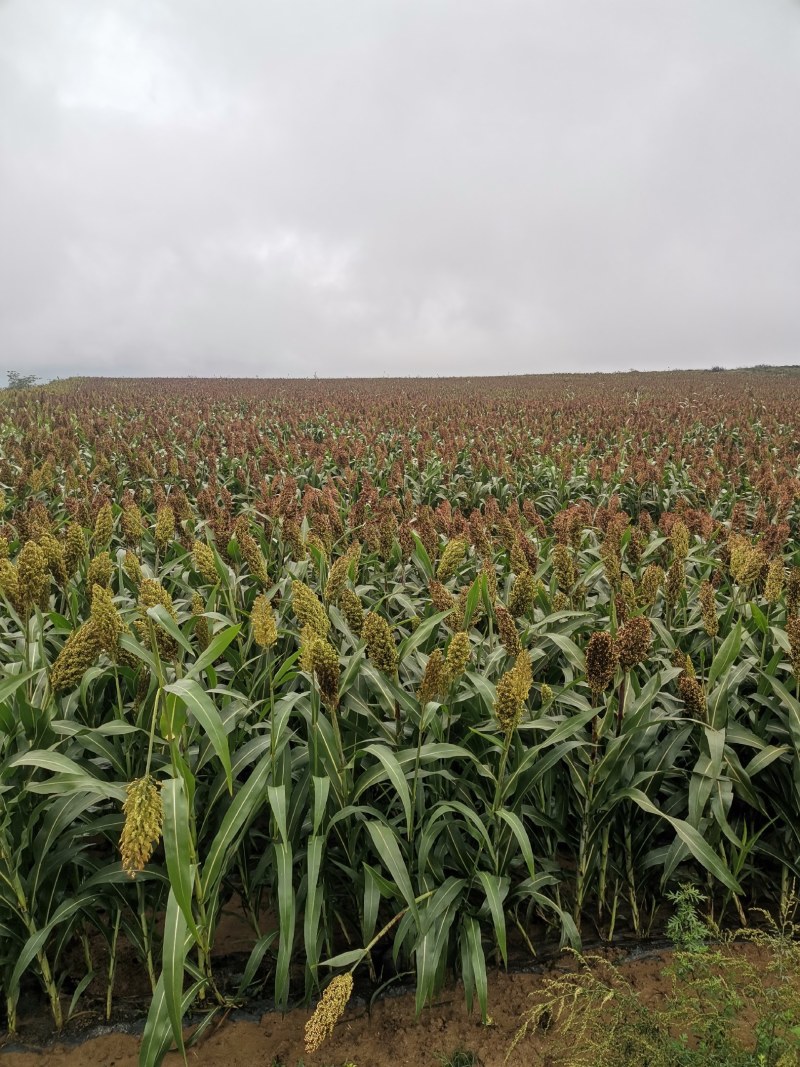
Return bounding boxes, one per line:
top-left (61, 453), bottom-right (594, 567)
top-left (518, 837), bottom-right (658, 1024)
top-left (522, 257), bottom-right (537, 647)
top-left (0, 943), bottom-right (775, 1067)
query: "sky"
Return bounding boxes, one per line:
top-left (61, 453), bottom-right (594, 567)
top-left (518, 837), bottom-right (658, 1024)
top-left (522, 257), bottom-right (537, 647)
top-left (1, 0), bottom-right (799, 380)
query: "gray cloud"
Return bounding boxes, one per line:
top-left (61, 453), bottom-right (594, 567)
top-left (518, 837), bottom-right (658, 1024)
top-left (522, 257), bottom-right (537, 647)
top-left (1, 0), bottom-right (799, 378)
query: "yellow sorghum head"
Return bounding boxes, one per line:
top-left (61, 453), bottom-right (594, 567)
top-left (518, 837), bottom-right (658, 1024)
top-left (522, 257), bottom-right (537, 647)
top-left (121, 504), bottom-right (144, 545)
top-left (339, 587), bottom-right (365, 636)
top-left (600, 538), bottom-right (621, 589)
top-left (787, 568), bottom-right (800, 617)
top-left (38, 532), bottom-right (67, 585)
top-left (192, 540), bottom-right (219, 585)
top-left (90, 583), bottom-right (128, 656)
top-left (494, 651), bottom-right (533, 734)
top-left (93, 502), bottom-right (113, 548)
top-left (324, 543), bottom-right (361, 603)
top-left (192, 593), bottom-right (209, 650)
top-left (765, 559), bottom-right (785, 604)
top-left (64, 523), bottom-right (87, 575)
top-left (678, 673), bottom-right (706, 721)
top-left (664, 558), bottom-right (685, 608)
top-left (251, 593), bottom-right (278, 648)
top-left (362, 611), bottom-right (397, 675)
top-left (0, 536), bottom-right (8, 560)
top-left (306, 531), bottom-right (330, 566)
top-left (638, 563), bottom-right (663, 607)
top-left (87, 551), bottom-right (113, 589)
top-left (586, 631), bottom-right (617, 696)
top-left (235, 520), bottom-right (268, 585)
top-left (551, 544), bottom-right (577, 593)
top-left (136, 578), bottom-right (178, 657)
top-left (291, 580), bottom-right (330, 637)
top-left (154, 505), bottom-right (175, 551)
top-left (437, 538), bottom-right (468, 582)
top-left (0, 559), bottom-right (20, 613)
top-left (298, 624), bottom-right (316, 673)
top-left (304, 973), bottom-right (354, 1054)
top-left (699, 580), bottom-right (718, 637)
top-left (481, 557), bottom-right (498, 601)
top-left (17, 539), bottom-right (50, 613)
top-left (495, 604), bottom-right (522, 657)
top-left (120, 776), bottom-right (163, 878)
top-left (552, 591), bottom-right (569, 612)
top-left (444, 631), bottom-right (471, 685)
top-left (671, 520), bottom-right (690, 562)
top-left (787, 616), bottom-right (800, 679)
top-left (429, 579), bottom-right (456, 613)
top-left (50, 619), bottom-right (103, 692)
top-left (508, 569), bottom-right (536, 619)
top-left (418, 648), bottom-right (446, 706)
top-left (311, 637), bottom-right (340, 708)
top-left (123, 549), bottom-right (142, 584)
top-left (541, 682), bottom-right (553, 705)
top-left (740, 546), bottom-right (767, 587)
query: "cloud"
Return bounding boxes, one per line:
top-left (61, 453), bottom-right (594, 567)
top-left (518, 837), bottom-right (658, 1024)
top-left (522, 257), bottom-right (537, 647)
top-left (1, 0), bottom-right (799, 378)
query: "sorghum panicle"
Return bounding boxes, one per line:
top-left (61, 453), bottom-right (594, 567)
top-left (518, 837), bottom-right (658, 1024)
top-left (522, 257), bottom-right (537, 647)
top-left (120, 776), bottom-right (163, 878)
top-left (362, 611), bottom-right (397, 675)
top-left (291, 580), bottom-right (330, 637)
top-left (251, 593), bottom-right (278, 648)
top-left (495, 604), bottom-right (522, 657)
top-left (586, 631), bottom-right (617, 696)
top-left (304, 973), bottom-right (354, 1054)
top-left (614, 616), bottom-right (651, 670)
top-left (508, 568), bottom-right (536, 618)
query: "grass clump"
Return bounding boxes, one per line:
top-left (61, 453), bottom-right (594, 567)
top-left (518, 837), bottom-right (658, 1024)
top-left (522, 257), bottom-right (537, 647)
top-left (509, 886), bottom-right (800, 1066)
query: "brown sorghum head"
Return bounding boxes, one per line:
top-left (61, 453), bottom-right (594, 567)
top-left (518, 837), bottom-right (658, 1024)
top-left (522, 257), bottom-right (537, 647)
top-left (614, 616), bottom-right (651, 671)
top-left (586, 631), bottom-right (617, 696)
top-left (678, 673), bottom-right (706, 721)
top-left (664, 558), bottom-right (685, 608)
top-left (787, 616), bottom-right (800, 679)
top-left (508, 568), bottom-right (536, 619)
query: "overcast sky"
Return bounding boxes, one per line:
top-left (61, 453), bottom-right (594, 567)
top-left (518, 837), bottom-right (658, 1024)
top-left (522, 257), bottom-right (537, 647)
top-left (1, 1), bottom-right (799, 379)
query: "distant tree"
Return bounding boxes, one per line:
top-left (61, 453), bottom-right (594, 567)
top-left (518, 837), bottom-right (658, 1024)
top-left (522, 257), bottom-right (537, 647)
top-left (7, 370), bottom-right (39, 389)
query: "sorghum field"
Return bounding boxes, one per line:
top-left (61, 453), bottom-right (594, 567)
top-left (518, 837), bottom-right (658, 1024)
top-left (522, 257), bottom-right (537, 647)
top-left (2, 369), bottom-right (800, 1065)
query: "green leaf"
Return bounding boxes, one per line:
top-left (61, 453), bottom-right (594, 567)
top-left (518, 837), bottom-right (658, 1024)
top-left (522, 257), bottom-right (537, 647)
top-left (622, 788), bottom-right (741, 892)
top-left (365, 821), bottom-right (418, 924)
top-left (274, 841), bottom-right (295, 1011)
top-left (184, 623), bottom-right (241, 681)
top-left (164, 678), bottom-right (232, 793)
top-left (162, 888), bottom-right (191, 1056)
top-left (478, 871), bottom-right (508, 966)
top-left (161, 777), bottom-right (200, 942)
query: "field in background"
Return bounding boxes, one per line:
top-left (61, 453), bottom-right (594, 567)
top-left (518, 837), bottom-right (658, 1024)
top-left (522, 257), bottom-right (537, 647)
top-left (1, 369), bottom-right (800, 1064)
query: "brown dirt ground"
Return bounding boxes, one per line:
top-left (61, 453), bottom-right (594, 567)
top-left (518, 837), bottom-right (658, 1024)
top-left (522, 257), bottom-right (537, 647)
top-left (0, 943), bottom-right (773, 1067)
